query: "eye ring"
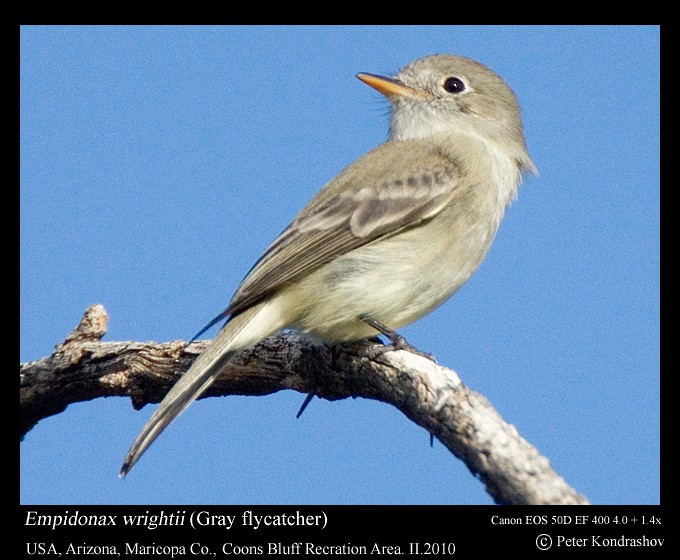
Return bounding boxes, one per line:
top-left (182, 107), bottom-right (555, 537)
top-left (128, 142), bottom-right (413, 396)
top-left (443, 77), bottom-right (466, 94)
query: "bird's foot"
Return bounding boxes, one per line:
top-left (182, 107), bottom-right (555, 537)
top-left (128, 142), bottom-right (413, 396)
top-left (359, 316), bottom-right (437, 362)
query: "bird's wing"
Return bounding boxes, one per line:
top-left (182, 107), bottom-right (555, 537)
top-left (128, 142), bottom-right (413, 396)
top-left (223, 140), bottom-right (466, 318)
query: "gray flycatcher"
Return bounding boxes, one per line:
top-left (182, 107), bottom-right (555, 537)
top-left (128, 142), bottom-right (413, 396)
top-left (120, 54), bottom-right (537, 477)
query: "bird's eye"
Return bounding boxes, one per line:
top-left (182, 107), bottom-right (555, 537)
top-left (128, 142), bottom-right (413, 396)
top-left (443, 77), bottom-right (466, 94)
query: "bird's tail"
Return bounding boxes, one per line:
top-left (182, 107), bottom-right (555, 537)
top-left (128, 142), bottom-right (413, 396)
top-left (120, 300), bottom-right (282, 477)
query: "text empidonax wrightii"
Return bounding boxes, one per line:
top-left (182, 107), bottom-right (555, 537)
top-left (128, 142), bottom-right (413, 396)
top-left (120, 54), bottom-right (537, 476)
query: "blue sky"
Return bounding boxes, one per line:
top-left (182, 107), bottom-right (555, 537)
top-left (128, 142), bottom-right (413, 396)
top-left (20, 25), bottom-right (659, 505)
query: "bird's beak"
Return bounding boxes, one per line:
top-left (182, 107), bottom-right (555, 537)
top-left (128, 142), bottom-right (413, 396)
top-left (356, 73), bottom-right (423, 98)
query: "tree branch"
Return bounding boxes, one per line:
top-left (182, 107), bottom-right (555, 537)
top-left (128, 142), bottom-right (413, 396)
top-left (20, 304), bottom-right (589, 505)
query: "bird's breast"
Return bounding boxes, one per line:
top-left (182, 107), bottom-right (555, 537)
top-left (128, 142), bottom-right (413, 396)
top-left (282, 183), bottom-right (504, 342)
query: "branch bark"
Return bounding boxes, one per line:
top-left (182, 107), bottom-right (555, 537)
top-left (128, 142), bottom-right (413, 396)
top-left (20, 304), bottom-right (589, 505)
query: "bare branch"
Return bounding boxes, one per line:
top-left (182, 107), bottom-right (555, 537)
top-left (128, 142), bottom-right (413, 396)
top-left (20, 305), bottom-right (588, 505)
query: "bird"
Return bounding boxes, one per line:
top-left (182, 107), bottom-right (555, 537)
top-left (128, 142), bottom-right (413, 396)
top-left (120, 54), bottom-right (536, 477)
